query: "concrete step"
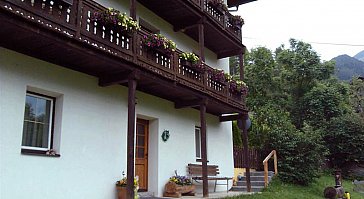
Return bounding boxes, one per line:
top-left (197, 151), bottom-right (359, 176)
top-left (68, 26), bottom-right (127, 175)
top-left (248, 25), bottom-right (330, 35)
top-left (230, 185), bottom-right (265, 192)
top-left (237, 181), bottom-right (265, 187)
top-left (244, 171), bottom-right (275, 176)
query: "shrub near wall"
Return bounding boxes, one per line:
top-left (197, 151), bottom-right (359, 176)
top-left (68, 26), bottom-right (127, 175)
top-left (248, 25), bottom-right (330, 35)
top-left (249, 105), bottom-right (327, 185)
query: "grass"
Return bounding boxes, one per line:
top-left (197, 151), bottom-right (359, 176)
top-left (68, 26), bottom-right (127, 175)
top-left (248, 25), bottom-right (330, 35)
top-left (226, 174), bottom-right (364, 199)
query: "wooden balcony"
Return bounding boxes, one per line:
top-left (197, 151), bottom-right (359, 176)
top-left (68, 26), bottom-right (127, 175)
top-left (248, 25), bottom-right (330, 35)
top-left (137, 0), bottom-right (245, 58)
top-left (0, 0), bottom-right (247, 116)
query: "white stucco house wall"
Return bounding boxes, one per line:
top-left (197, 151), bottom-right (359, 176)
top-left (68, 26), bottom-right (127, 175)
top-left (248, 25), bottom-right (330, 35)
top-left (0, 0), bottom-right (250, 198)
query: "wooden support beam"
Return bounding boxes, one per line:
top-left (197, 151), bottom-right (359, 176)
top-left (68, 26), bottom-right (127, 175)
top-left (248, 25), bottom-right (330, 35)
top-left (217, 48), bottom-right (244, 59)
top-left (99, 71), bottom-right (130, 87)
top-left (130, 0), bottom-right (136, 20)
top-left (127, 73), bottom-right (138, 199)
top-left (200, 100), bottom-right (209, 198)
top-left (174, 23), bottom-right (199, 33)
top-left (175, 99), bottom-right (202, 109)
top-left (219, 113), bottom-right (243, 122)
top-left (198, 21), bottom-right (205, 62)
top-left (99, 71), bottom-right (140, 87)
top-left (239, 49), bottom-right (245, 81)
top-left (239, 114), bottom-right (251, 192)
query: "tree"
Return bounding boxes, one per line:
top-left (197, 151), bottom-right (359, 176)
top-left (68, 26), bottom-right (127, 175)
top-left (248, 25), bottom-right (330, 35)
top-left (244, 47), bottom-right (284, 110)
top-left (303, 81), bottom-right (349, 128)
top-left (350, 77), bottom-right (364, 117)
top-left (276, 39), bottom-right (335, 128)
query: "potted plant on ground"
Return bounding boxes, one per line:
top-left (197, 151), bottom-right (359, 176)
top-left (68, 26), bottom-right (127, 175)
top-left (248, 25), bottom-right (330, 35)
top-left (116, 172), bottom-right (139, 199)
top-left (163, 171), bottom-right (195, 198)
top-left (179, 52), bottom-right (204, 72)
top-left (92, 8), bottom-right (140, 37)
top-left (142, 33), bottom-right (177, 57)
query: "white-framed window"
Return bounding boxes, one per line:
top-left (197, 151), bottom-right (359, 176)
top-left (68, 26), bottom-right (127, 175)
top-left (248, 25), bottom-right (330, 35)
top-left (21, 92), bottom-right (55, 152)
top-left (195, 126), bottom-right (201, 159)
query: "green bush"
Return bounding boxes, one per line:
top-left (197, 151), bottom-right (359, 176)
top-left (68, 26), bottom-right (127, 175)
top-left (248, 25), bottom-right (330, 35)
top-left (324, 113), bottom-right (364, 169)
top-left (268, 126), bottom-right (327, 185)
top-left (232, 120), bottom-right (242, 147)
top-left (249, 105), bottom-right (327, 185)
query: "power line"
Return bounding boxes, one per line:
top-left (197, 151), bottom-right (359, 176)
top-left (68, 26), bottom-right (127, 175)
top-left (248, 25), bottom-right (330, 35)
top-left (242, 37), bottom-right (364, 47)
top-left (309, 42), bottom-right (364, 47)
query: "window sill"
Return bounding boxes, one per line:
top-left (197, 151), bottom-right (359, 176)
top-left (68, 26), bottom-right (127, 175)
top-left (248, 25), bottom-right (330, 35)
top-left (21, 149), bottom-right (61, 158)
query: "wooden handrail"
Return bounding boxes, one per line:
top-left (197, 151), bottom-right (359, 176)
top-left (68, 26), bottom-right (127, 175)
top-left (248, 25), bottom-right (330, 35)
top-left (262, 150), bottom-right (278, 188)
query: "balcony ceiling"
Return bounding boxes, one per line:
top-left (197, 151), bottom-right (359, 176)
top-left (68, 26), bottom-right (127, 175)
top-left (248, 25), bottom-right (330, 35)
top-left (137, 0), bottom-right (244, 58)
top-left (227, 0), bottom-right (257, 8)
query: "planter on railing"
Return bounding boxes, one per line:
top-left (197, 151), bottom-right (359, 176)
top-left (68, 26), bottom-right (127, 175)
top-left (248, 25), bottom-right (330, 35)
top-left (181, 60), bottom-right (205, 73)
top-left (229, 15), bottom-right (244, 31)
top-left (92, 8), bottom-right (140, 38)
top-left (142, 33), bottom-right (176, 58)
top-left (228, 80), bottom-right (248, 97)
top-left (207, 0), bottom-right (228, 15)
top-left (208, 68), bottom-right (226, 85)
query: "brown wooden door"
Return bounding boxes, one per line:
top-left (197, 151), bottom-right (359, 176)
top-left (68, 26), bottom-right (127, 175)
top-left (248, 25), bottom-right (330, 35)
top-left (135, 119), bottom-right (149, 191)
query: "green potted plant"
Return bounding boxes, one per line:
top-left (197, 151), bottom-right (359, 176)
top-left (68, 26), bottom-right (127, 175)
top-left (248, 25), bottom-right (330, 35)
top-left (92, 8), bottom-right (140, 37)
top-left (142, 33), bottom-right (177, 57)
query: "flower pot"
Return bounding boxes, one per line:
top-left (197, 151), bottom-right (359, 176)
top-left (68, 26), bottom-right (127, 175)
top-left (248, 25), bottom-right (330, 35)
top-left (116, 186), bottom-right (127, 199)
top-left (180, 60), bottom-right (192, 68)
top-left (164, 182), bottom-right (195, 198)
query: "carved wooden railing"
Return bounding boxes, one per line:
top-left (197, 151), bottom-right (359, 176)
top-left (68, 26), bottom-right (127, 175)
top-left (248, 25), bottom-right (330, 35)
top-left (262, 150), bottom-right (278, 188)
top-left (0, 0), bottom-right (245, 109)
top-left (203, 0), bottom-right (242, 41)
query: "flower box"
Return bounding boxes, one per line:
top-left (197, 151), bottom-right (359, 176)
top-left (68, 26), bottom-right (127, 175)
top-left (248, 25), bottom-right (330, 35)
top-left (92, 8), bottom-right (140, 38)
top-left (180, 60), bottom-right (205, 73)
top-left (207, 0), bottom-right (228, 15)
top-left (143, 34), bottom-right (176, 58)
top-left (163, 182), bottom-right (195, 198)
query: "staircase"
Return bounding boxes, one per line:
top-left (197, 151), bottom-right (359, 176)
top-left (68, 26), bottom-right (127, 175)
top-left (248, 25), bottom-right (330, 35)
top-left (231, 171), bottom-right (275, 192)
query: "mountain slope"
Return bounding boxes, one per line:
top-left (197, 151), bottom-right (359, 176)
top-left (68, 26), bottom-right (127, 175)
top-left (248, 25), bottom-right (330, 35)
top-left (354, 50), bottom-right (364, 62)
top-left (332, 54), bottom-right (364, 81)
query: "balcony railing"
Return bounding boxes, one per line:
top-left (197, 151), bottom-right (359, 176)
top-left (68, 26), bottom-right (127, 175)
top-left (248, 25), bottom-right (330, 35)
top-left (202, 0), bottom-right (243, 41)
top-left (0, 0), bottom-right (245, 110)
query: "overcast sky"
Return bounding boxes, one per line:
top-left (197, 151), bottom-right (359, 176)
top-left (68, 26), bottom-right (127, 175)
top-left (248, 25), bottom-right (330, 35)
top-left (237, 0), bottom-right (364, 61)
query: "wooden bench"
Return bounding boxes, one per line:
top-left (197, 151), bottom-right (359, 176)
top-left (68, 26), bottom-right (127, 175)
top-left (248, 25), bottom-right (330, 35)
top-left (187, 164), bottom-right (232, 192)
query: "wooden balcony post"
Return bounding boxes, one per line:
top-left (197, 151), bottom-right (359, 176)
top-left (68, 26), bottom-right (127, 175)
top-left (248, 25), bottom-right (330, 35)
top-left (127, 72), bottom-right (138, 199)
top-left (238, 49), bottom-right (245, 81)
top-left (240, 114), bottom-right (251, 192)
top-left (200, 99), bottom-right (208, 197)
top-left (75, 0), bottom-right (82, 38)
top-left (198, 20), bottom-right (207, 89)
top-left (130, 0), bottom-right (136, 20)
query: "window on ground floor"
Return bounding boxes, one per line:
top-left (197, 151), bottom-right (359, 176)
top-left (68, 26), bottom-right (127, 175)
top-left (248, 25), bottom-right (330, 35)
top-left (195, 126), bottom-right (208, 162)
top-left (21, 91), bottom-right (59, 156)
